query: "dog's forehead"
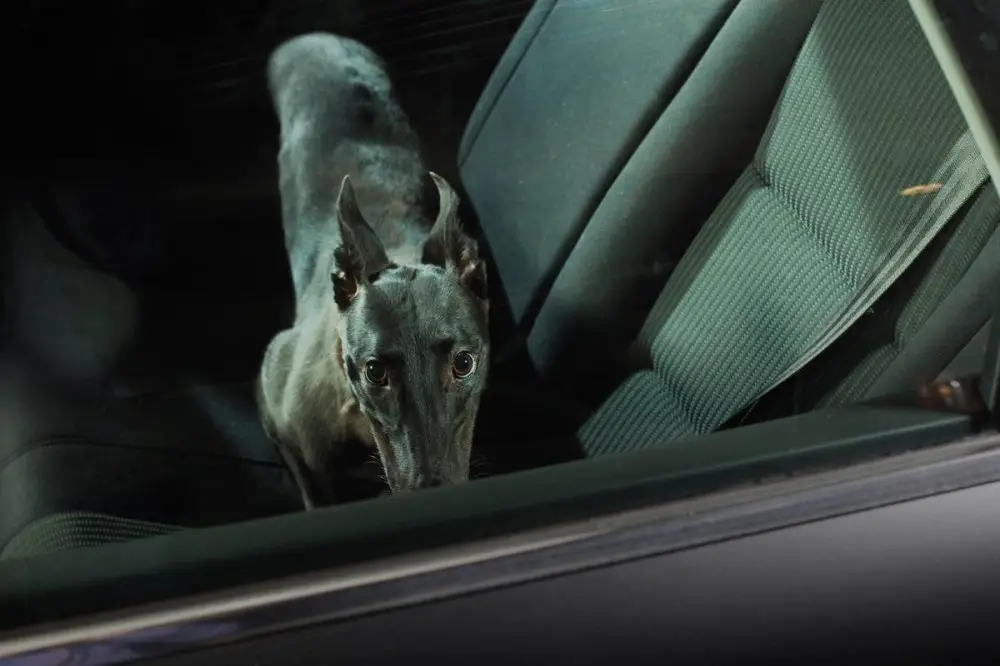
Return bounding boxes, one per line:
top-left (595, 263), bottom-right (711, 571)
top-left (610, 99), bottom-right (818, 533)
top-left (343, 265), bottom-right (482, 353)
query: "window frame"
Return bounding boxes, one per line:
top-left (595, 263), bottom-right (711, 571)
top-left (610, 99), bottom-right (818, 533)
top-left (3, 0), bottom-right (1000, 662)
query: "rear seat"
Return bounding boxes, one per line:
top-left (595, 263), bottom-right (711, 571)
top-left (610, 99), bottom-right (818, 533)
top-left (0, 205), bottom-right (301, 557)
top-left (461, 0), bottom-right (1000, 455)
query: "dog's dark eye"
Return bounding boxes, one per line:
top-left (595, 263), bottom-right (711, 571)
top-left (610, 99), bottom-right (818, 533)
top-left (364, 359), bottom-right (388, 386)
top-left (452, 351), bottom-right (476, 379)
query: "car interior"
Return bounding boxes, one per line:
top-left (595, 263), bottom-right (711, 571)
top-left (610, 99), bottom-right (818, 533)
top-left (3, 0), bottom-right (1000, 634)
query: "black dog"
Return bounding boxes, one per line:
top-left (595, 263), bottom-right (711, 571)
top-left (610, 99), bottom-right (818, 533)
top-left (256, 34), bottom-right (490, 508)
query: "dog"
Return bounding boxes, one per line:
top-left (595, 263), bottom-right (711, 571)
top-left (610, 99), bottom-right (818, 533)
top-left (256, 33), bottom-right (490, 509)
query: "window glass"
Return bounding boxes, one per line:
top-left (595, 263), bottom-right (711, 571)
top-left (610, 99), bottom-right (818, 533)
top-left (0, 0), bottom-right (996, 638)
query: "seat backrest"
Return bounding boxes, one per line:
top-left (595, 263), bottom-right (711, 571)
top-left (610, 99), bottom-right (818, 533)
top-left (576, 0), bottom-right (1000, 455)
top-left (0, 206), bottom-right (302, 551)
top-left (460, 0), bottom-right (825, 380)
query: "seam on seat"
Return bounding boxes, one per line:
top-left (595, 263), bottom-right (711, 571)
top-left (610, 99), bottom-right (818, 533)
top-left (750, 160), bottom-right (859, 292)
top-left (637, 164), bottom-right (855, 358)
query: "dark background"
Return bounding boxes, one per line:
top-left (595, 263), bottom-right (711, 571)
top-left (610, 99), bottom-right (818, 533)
top-left (0, 0), bottom-right (534, 391)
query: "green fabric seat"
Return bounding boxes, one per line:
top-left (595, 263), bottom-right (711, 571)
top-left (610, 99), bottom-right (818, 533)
top-left (1, 511), bottom-right (179, 561)
top-left (575, 0), bottom-right (1000, 455)
top-left (463, 0), bottom-right (1000, 452)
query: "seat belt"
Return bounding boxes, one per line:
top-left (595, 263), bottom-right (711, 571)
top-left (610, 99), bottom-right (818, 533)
top-left (757, 128), bottom-right (991, 399)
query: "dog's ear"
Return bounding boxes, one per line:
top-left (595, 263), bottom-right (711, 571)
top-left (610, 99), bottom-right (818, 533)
top-left (331, 175), bottom-right (390, 310)
top-left (421, 172), bottom-right (487, 301)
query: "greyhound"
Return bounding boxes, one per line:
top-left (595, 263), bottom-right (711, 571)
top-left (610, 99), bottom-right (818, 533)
top-left (256, 33), bottom-right (490, 508)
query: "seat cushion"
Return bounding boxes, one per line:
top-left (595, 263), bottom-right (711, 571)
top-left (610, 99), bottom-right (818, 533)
top-left (1, 511), bottom-right (180, 561)
top-left (578, 0), bottom-right (1000, 455)
top-left (0, 357), bottom-right (303, 552)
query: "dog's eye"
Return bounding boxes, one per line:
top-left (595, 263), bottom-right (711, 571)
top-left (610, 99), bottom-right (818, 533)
top-left (452, 351), bottom-right (477, 379)
top-left (364, 359), bottom-right (388, 386)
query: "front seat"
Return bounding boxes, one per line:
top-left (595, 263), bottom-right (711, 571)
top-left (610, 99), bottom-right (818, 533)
top-left (460, 0), bottom-right (1000, 455)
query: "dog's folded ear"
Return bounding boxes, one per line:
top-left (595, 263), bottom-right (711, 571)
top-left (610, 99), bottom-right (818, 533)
top-left (331, 175), bottom-right (391, 310)
top-left (421, 172), bottom-right (488, 302)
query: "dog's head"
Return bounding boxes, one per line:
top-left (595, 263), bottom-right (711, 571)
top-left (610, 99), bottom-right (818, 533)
top-left (331, 172), bottom-right (489, 493)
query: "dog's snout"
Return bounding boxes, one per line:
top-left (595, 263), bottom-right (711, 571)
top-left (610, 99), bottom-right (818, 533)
top-left (383, 423), bottom-right (474, 493)
top-left (410, 471), bottom-right (444, 489)
top-left (391, 473), bottom-right (449, 493)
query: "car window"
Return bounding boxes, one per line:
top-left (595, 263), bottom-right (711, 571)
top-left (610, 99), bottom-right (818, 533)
top-left (1, 0), bottom-right (999, 651)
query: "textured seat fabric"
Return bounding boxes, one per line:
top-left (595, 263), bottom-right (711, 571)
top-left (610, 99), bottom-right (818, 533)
top-left (1, 512), bottom-right (180, 561)
top-left (577, 0), bottom-right (1000, 456)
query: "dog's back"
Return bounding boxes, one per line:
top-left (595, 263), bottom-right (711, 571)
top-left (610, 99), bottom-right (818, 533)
top-left (268, 34), bottom-right (430, 304)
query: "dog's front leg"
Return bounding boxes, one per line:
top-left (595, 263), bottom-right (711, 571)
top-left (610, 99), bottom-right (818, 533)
top-left (275, 443), bottom-right (320, 510)
top-left (303, 440), bottom-right (347, 508)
